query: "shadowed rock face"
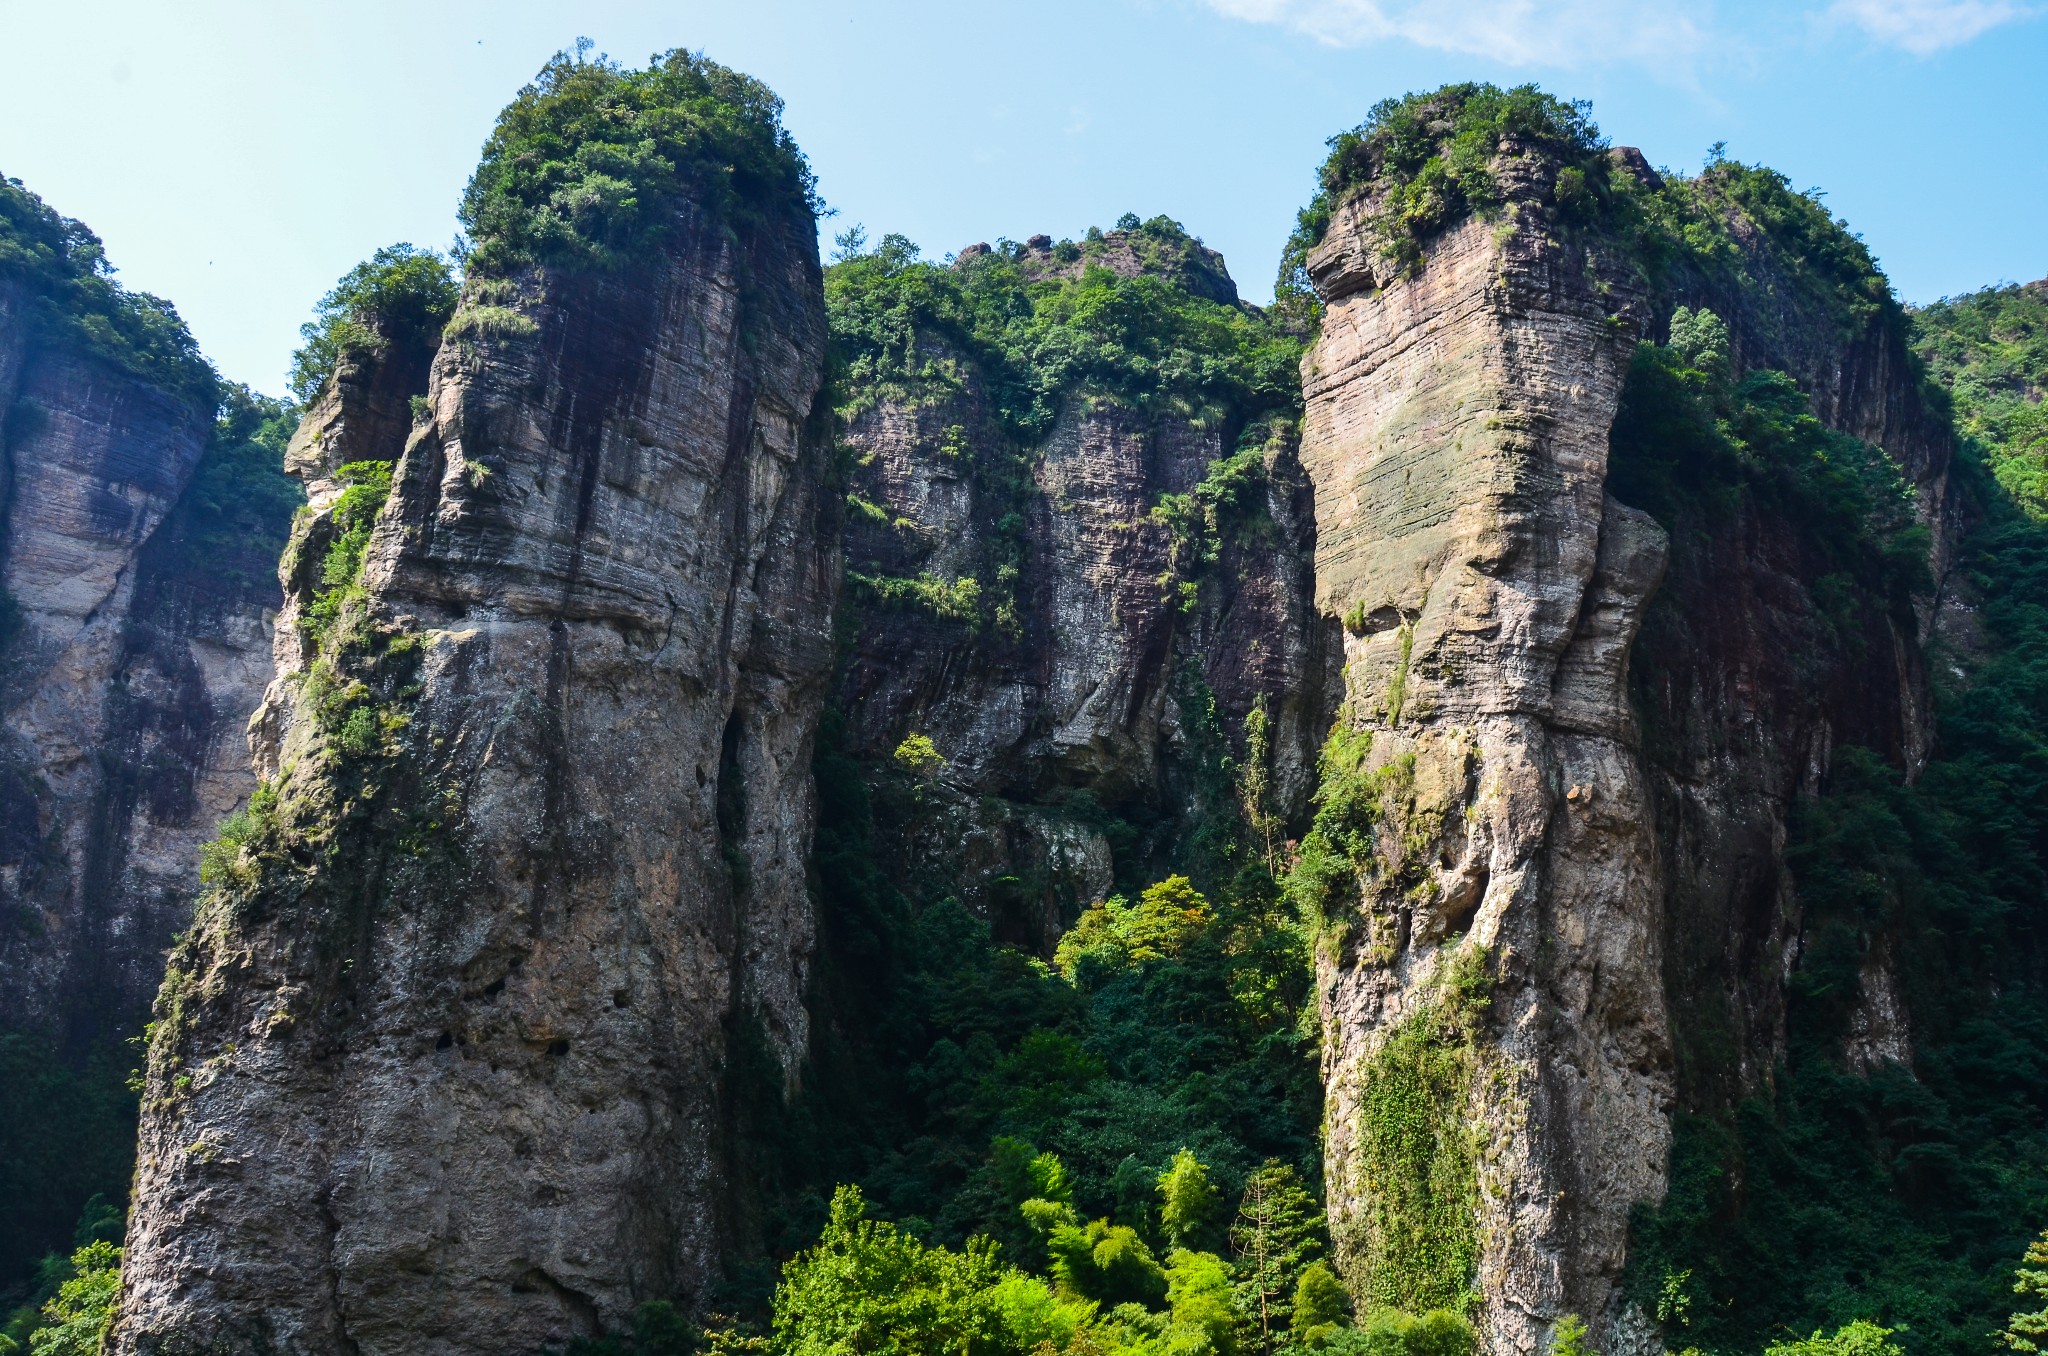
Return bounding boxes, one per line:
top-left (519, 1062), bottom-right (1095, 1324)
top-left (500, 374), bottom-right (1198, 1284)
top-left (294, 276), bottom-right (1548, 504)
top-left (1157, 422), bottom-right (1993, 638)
top-left (0, 280), bottom-right (288, 1049)
top-left (832, 237), bottom-right (1336, 939)
top-left (1300, 152), bottom-right (1958, 1353)
top-left (114, 195), bottom-right (833, 1356)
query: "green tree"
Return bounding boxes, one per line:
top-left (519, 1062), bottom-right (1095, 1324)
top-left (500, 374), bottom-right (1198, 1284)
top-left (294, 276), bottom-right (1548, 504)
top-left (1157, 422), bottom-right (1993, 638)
top-left (1159, 1149), bottom-right (1221, 1251)
top-left (1548, 1314), bottom-right (1595, 1356)
top-left (771, 1185), bottom-right (1013, 1356)
top-left (2005, 1231), bottom-right (2048, 1353)
top-left (287, 243), bottom-right (458, 402)
top-left (1764, 1322), bottom-right (1906, 1356)
top-left (24, 1242), bottom-right (120, 1356)
top-left (1290, 1263), bottom-right (1349, 1346)
top-left (1231, 1161), bottom-right (1328, 1349)
top-left (1046, 1218), bottom-right (1169, 1309)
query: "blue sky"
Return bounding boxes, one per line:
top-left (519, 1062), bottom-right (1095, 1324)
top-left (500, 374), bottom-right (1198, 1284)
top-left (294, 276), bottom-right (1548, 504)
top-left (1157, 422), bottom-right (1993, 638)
top-left (1, 0), bottom-right (2042, 395)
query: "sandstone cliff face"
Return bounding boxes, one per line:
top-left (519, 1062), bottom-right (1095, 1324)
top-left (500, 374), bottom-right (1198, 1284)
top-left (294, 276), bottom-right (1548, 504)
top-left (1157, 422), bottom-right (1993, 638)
top-left (834, 232), bottom-right (1336, 935)
top-left (1301, 165), bottom-right (1669, 1354)
top-left (1298, 149), bottom-right (1958, 1353)
top-left (0, 280), bottom-right (288, 1048)
top-left (115, 194), bottom-right (833, 1356)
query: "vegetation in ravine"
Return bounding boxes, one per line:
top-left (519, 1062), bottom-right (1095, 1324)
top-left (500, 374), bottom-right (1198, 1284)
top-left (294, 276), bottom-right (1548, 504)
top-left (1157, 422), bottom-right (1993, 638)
top-left (1613, 291), bottom-right (2048, 1356)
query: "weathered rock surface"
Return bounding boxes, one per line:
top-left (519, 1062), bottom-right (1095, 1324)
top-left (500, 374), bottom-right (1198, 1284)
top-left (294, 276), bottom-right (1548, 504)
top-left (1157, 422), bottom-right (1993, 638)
top-left (0, 280), bottom-right (288, 1048)
top-left (1302, 169), bottom-right (1667, 1354)
top-left (114, 193), bottom-right (834, 1355)
top-left (1301, 151), bottom-right (1959, 1353)
top-left (834, 231), bottom-right (1335, 934)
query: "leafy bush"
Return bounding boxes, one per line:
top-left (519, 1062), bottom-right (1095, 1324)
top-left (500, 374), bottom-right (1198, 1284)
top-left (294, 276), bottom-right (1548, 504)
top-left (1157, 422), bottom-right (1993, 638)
top-left (460, 45), bottom-right (817, 277)
top-left (286, 243), bottom-right (458, 402)
top-left (0, 175), bottom-right (215, 406)
top-left (301, 459), bottom-right (396, 649)
top-left (19, 1242), bottom-right (119, 1356)
top-left (1276, 82), bottom-right (1610, 305)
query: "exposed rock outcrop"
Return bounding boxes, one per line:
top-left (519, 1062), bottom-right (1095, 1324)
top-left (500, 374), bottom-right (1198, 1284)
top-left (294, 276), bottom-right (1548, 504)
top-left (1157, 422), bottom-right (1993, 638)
top-left (1302, 165), bottom-right (1668, 1354)
top-left (1298, 143), bottom-right (1959, 1352)
top-left (114, 183), bottom-right (833, 1356)
top-left (0, 274), bottom-right (292, 1049)
top-left (832, 227), bottom-right (1336, 935)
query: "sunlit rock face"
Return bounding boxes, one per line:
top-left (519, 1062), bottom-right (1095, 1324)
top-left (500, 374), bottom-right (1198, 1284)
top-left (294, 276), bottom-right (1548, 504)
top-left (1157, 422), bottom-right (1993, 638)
top-left (113, 188), bottom-right (835, 1356)
top-left (1300, 147), bottom-right (1958, 1355)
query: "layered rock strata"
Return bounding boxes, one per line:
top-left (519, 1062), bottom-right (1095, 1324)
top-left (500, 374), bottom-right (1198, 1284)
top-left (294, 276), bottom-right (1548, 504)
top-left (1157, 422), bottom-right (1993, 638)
top-left (114, 192), bottom-right (833, 1355)
top-left (835, 231), bottom-right (1337, 934)
top-left (1301, 151), bottom-right (1959, 1353)
top-left (1302, 163), bottom-right (1668, 1354)
top-left (0, 280), bottom-right (289, 1046)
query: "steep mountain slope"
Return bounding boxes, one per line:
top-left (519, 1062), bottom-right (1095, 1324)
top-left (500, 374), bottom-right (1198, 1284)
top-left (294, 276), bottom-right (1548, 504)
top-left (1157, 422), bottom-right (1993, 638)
top-left (114, 53), bottom-right (834, 1356)
top-left (0, 175), bottom-right (299, 1291)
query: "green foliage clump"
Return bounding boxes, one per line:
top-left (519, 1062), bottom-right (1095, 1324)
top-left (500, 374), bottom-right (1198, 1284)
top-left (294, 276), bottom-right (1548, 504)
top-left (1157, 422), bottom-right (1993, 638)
top-left (301, 459), bottom-right (397, 650)
top-left (2004, 1231), bottom-right (2048, 1353)
top-left (1283, 730), bottom-right (1441, 945)
top-left (1277, 82), bottom-right (1609, 305)
top-left (287, 243), bottom-right (458, 402)
top-left (771, 1184), bottom-right (1055, 1356)
top-left (827, 223), bottom-right (1302, 446)
top-left (1765, 1322), bottom-right (1906, 1356)
top-left (0, 174), bottom-right (215, 406)
top-left (1310, 1307), bottom-right (1476, 1356)
top-left (14, 1241), bottom-right (119, 1356)
top-left (460, 44), bottom-right (816, 277)
top-left (847, 569), bottom-right (981, 625)
top-left (1054, 877), bottom-right (1215, 982)
top-left (1914, 281), bottom-right (2048, 519)
top-left (892, 733), bottom-right (944, 778)
top-left (1157, 1148), bottom-right (1222, 1252)
top-left (1347, 948), bottom-right (1490, 1317)
top-left (1548, 1314), bottom-right (1596, 1356)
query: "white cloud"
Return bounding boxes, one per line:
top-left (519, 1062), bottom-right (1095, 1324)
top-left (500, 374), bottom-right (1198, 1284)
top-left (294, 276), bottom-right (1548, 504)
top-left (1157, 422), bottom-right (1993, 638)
top-left (1827, 0), bottom-right (2032, 52)
top-left (1198, 0), bottom-right (1712, 67)
top-left (1203, 0), bottom-right (2034, 63)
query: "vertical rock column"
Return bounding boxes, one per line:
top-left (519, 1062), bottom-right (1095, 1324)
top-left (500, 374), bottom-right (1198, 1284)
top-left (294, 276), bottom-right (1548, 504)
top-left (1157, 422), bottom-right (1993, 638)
top-left (114, 186), bottom-right (832, 1355)
top-left (1300, 176), bottom-right (1671, 1353)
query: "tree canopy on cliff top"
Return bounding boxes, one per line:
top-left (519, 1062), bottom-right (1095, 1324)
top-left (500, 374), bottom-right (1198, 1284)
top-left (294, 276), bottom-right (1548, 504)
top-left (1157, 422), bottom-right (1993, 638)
top-left (459, 43), bottom-right (818, 276)
top-left (0, 174), bottom-right (215, 406)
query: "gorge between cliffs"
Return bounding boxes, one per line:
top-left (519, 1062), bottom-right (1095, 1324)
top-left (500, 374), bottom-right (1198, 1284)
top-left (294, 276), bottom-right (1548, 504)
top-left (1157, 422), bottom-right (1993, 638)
top-left (3, 53), bottom-right (2046, 1356)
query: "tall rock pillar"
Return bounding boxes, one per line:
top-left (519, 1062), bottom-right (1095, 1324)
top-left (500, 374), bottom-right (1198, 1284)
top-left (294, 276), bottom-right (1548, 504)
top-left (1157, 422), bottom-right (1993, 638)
top-left (1299, 156), bottom-right (1671, 1354)
top-left (113, 72), bottom-right (834, 1356)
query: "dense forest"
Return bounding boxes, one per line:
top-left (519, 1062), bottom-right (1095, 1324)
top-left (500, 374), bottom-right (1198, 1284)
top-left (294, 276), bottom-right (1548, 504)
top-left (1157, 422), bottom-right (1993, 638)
top-left (1, 61), bottom-right (2045, 1356)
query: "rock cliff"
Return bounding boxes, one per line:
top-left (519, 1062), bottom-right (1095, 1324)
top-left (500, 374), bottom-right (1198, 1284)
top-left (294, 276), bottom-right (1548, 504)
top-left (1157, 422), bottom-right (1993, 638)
top-left (1294, 106), bottom-right (1961, 1353)
top-left (113, 54), bottom-right (834, 1356)
top-left (0, 179), bottom-right (297, 1054)
top-left (829, 224), bottom-right (1336, 938)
